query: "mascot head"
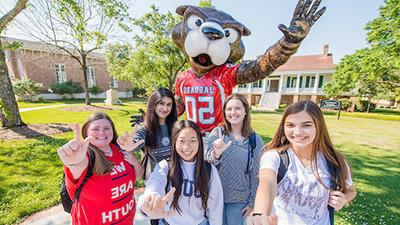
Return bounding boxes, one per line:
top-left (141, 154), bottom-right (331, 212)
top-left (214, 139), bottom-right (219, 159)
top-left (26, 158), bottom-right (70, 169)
top-left (172, 5), bottom-right (251, 74)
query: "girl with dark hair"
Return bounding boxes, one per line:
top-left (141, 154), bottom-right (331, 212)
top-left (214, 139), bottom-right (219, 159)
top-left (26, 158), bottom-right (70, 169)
top-left (57, 112), bottom-right (143, 225)
top-left (205, 94), bottom-right (264, 225)
top-left (131, 87), bottom-right (178, 179)
top-left (248, 101), bottom-right (356, 225)
top-left (137, 120), bottom-right (224, 225)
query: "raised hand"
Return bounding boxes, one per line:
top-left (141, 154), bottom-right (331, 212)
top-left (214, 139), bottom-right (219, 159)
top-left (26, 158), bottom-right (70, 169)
top-left (246, 214), bottom-right (278, 225)
top-left (328, 190), bottom-right (347, 211)
top-left (212, 128), bottom-right (232, 159)
top-left (57, 123), bottom-right (93, 167)
top-left (278, 0), bottom-right (326, 43)
top-left (141, 187), bottom-right (176, 219)
top-left (117, 129), bottom-right (145, 152)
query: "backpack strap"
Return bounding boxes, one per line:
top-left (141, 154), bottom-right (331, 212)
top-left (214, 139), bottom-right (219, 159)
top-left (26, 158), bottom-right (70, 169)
top-left (277, 150), bottom-right (289, 183)
top-left (165, 161), bottom-right (212, 219)
top-left (74, 150), bottom-right (96, 202)
top-left (326, 157), bottom-right (340, 225)
top-left (245, 132), bottom-right (256, 174)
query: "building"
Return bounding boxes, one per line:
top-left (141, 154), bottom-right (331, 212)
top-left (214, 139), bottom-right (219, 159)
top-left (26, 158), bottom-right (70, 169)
top-left (2, 36), bottom-right (132, 99)
top-left (234, 44), bottom-right (341, 110)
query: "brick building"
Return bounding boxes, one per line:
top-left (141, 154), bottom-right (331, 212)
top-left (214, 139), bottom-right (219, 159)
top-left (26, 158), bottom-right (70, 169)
top-left (2, 36), bottom-right (132, 99)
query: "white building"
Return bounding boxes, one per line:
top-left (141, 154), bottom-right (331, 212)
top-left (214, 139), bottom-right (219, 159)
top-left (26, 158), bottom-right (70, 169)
top-left (234, 44), bottom-right (338, 110)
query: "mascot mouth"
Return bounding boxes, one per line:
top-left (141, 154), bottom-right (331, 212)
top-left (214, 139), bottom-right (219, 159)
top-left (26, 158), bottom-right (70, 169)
top-left (193, 54), bottom-right (214, 67)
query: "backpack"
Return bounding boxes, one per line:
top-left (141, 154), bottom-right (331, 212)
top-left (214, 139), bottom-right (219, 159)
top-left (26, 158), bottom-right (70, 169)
top-left (60, 150), bottom-right (96, 213)
top-left (277, 150), bottom-right (339, 225)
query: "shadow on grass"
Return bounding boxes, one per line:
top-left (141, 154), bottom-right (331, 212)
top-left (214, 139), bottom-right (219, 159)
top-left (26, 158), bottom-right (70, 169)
top-left (335, 143), bottom-right (400, 224)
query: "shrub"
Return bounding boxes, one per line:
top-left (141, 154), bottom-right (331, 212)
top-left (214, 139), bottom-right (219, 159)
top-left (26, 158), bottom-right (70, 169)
top-left (12, 79), bottom-right (42, 102)
top-left (340, 98), bottom-right (352, 111)
top-left (49, 80), bottom-right (83, 95)
top-left (132, 88), bottom-right (146, 97)
top-left (356, 99), bottom-right (376, 112)
top-left (279, 103), bottom-right (287, 109)
top-left (89, 85), bottom-right (102, 95)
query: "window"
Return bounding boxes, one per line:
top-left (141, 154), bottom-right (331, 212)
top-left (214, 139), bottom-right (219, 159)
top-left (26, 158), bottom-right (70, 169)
top-left (55, 64), bottom-right (67, 83)
top-left (286, 76), bottom-right (298, 88)
top-left (304, 75), bottom-right (316, 88)
top-left (86, 67), bottom-right (96, 88)
top-left (310, 76), bottom-right (315, 88)
top-left (252, 80), bottom-right (262, 88)
top-left (318, 76), bottom-right (324, 88)
top-left (112, 77), bottom-right (119, 88)
top-left (299, 76), bottom-right (303, 88)
top-left (238, 84), bottom-right (247, 88)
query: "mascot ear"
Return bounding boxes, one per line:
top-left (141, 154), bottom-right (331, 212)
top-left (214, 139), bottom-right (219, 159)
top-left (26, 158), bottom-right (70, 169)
top-left (172, 21), bottom-right (185, 51)
top-left (176, 5), bottom-right (190, 15)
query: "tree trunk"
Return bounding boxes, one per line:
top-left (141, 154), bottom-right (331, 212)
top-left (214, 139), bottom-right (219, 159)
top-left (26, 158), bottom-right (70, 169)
top-left (81, 54), bottom-right (91, 105)
top-left (0, 40), bottom-right (25, 128)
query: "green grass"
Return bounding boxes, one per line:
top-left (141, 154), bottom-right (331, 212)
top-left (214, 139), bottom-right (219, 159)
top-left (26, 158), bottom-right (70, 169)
top-left (0, 100), bottom-right (399, 225)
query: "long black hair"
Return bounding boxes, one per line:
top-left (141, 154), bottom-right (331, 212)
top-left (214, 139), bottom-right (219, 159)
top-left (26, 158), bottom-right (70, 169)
top-left (169, 120), bottom-right (210, 215)
top-left (144, 87), bottom-right (177, 148)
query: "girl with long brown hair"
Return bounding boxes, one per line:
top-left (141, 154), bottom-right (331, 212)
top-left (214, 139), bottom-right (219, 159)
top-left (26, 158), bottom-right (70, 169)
top-left (205, 94), bottom-right (264, 225)
top-left (248, 101), bottom-right (356, 225)
top-left (57, 112), bottom-right (143, 225)
top-left (137, 120), bottom-right (224, 225)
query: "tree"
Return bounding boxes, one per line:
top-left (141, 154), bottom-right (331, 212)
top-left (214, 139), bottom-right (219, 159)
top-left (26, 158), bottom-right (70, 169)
top-left (106, 5), bottom-right (188, 93)
top-left (325, 0), bottom-right (400, 108)
top-left (198, 0), bottom-right (214, 8)
top-left (0, 0), bottom-right (28, 128)
top-left (16, 0), bottom-right (130, 105)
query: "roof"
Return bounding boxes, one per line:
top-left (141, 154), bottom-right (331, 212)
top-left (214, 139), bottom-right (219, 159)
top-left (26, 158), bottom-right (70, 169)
top-left (276, 53), bottom-right (336, 72)
top-left (1, 36), bottom-right (104, 59)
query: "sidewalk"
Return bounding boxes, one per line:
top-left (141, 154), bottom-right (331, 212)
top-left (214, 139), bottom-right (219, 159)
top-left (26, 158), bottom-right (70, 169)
top-left (19, 105), bottom-right (69, 112)
top-left (19, 191), bottom-right (150, 225)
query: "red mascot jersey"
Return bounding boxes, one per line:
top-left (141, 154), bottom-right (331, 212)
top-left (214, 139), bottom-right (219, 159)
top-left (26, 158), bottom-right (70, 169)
top-left (65, 144), bottom-right (136, 225)
top-left (175, 64), bottom-right (239, 133)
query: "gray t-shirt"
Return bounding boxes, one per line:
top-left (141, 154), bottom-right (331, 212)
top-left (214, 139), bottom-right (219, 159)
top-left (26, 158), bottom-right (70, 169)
top-left (133, 123), bottom-right (172, 170)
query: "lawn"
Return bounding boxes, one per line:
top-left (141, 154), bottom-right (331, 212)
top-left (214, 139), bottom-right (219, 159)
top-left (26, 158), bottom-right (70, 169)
top-left (0, 99), bottom-right (399, 225)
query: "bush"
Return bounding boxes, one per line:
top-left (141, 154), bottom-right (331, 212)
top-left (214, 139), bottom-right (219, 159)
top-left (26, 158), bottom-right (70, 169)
top-left (12, 79), bottom-right (42, 102)
top-left (356, 99), bottom-right (377, 112)
top-left (89, 85), bottom-right (102, 95)
top-left (49, 80), bottom-right (83, 95)
top-left (132, 88), bottom-right (146, 97)
top-left (279, 103), bottom-right (287, 109)
top-left (340, 98), bottom-right (352, 111)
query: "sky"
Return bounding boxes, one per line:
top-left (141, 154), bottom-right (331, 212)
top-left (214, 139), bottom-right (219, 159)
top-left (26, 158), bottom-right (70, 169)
top-left (2, 0), bottom-right (385, 64)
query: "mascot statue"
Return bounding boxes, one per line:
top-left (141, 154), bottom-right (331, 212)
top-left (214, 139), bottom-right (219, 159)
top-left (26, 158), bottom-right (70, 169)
top-left (172, 0), bottom-right (326, 133)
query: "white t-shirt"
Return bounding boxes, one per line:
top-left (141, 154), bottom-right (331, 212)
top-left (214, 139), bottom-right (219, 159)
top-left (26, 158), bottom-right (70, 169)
top-left (137, 160), bottom-right (224, 225)
top-left (260, 148), bottom-right (353, 225)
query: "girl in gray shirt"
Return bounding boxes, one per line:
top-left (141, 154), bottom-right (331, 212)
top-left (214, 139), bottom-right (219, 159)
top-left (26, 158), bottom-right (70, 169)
top-left (205, 94), bottom-right (263, 225)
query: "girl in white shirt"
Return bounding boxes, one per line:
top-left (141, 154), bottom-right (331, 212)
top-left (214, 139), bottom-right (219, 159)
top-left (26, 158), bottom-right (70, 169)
top-left (248, 101), bottom-right (356, 225)
top-left (138, 120), bottom-right (224, 225)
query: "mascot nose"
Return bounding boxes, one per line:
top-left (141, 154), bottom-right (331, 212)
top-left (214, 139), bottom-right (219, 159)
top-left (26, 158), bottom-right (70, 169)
top-left (202, 27), bottom-right (224, 40)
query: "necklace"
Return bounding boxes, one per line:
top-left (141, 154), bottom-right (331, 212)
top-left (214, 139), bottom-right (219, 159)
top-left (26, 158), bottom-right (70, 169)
top-left (104, 148), bottom-right (113, 157)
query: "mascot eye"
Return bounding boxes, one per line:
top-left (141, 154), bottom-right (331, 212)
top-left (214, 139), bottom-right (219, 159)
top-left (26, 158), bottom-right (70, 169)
top-left (187, 15), bottom-right (204, 30)
top-left (224, 28), bottom-right (239, 44)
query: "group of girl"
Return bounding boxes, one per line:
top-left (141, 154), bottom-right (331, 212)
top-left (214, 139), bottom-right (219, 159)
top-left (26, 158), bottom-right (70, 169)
top-left (58, 87), bottom-right (356, 225)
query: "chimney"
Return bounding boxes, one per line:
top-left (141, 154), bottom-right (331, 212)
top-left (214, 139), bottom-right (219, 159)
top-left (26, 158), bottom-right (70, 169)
top-left (323, 44), bottom-right (329, 56)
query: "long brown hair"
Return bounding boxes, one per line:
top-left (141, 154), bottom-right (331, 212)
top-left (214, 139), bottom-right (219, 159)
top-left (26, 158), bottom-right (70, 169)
top-left (144, 87), bottom-right (178, 148)
top-left (81, 112), bottom-right (118, 175)
top-left (222, 94), bottom-right (253, 137)
top-left (169, 120), bottom-right (209, 215)
top-left (265, 101), bottom-right (351, 193)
